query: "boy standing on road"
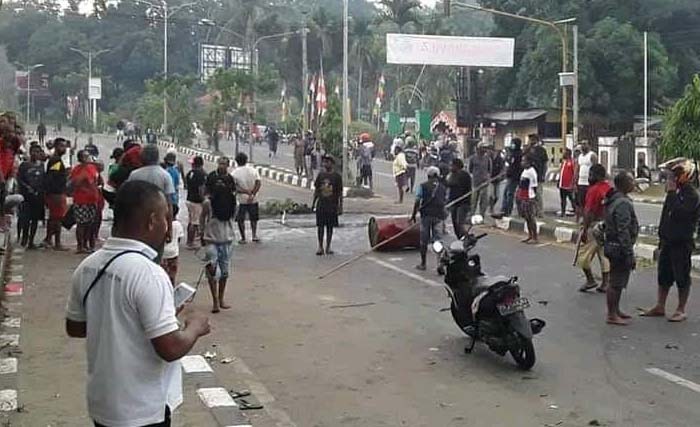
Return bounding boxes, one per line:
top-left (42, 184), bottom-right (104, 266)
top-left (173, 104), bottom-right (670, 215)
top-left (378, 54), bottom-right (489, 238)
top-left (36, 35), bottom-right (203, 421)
top-left (642, 158), bottom-right (700, 322)
top-left (577, 164), bottom-right (611, 293)
top-left (517, 156), bottom-right (539, 244)
top-left (603, 172), bottom-right (639, 325)
top-left (313, 155), bottom-right (343, 256)
top-left (185, 156), bottom-right (206, 248)
top-left (66, 180), bottom-right (210, 427)
top-left (202, 157), bottom-right (237, 313)
top-left (232, 153), bottom-right (261, 244)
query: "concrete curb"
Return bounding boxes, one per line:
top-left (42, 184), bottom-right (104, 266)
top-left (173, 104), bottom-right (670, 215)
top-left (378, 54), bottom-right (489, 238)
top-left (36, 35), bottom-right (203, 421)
top-left (0, 233), bottom-right (21, 413)
top-left (489, 216), bottom-right (673, 268)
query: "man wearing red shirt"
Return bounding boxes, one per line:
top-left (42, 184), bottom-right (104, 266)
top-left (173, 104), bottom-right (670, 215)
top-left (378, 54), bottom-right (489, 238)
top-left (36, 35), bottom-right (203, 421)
top-left (70, 150), bottom-right (100, 253)
top-left (0, 113), bottom-right (22, 232)
top-left (558, 148), bottom-right (576, 217)
top-left (577, 164), bottom-right (612, 292)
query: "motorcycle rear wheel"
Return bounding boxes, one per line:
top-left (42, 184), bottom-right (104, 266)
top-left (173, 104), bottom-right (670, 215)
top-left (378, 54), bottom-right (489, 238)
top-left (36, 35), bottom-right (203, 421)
top-left (510, 335), bottom-right (536, 370)
top-left (450, 302), bottom-right (472, 334)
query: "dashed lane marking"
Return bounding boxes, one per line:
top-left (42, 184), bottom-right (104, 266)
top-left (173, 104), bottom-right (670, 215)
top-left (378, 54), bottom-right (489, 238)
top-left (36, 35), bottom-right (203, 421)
top-left (196, 387), bottom-right (238, 408)
top-left (181, 355), bottom-right (214, 374)
top-left (367, 257), bottom-right (443, 288)
top-left (646, 368), bottom-right (700, 394)
top-left (0, 359), bottom-right (17, 375)
top-left (1, 318), bottom-right (20, 329)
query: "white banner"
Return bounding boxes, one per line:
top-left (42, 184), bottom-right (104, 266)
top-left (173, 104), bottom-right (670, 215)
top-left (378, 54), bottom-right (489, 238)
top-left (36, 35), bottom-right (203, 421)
top-left (386, 33), bottom-right (514, 68)
top-left (89, 77), bottom-right (102, 100)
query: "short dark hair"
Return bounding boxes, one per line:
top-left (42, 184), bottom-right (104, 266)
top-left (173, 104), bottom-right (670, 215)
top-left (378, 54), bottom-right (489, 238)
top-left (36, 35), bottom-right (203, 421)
top-left (235, 152), bottom-right (248, 166)
top-left (589, 163), bottom-right (607, 182)
top-left (141, 144), bottom-right (160, 165)
top-left (511, 138), bottom-right (522, 149)
top-left (614, 171), bottom-right (634, 191)
top-left (113, 180), bottom-right (165, 230)
top-left (53, 137), bottom-right (67, 147)
top-left (452, 158), bottom-right (464, 169)
top-left (123, 139), bottom-right (137, 151)
top-left (192, 156), bottom-right (204, 167)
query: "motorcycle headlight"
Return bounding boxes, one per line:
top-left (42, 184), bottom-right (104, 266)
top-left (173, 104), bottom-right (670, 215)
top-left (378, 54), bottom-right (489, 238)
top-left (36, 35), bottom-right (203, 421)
top-left (432, 241), bottom-right (444, 253)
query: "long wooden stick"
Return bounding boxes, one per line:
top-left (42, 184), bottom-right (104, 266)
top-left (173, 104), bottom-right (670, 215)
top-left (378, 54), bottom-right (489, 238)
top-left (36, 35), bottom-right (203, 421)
top-left (318, 172), bottom-right (507, 280)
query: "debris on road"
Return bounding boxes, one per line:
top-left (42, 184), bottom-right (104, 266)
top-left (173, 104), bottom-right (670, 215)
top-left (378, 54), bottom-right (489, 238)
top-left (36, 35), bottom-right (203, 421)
top-left (665, 343), bottom-right (679, 350)
top-left (203, 351), bottom-right (217, 360)
top-left (328, 302), bottom-right (376, 309)
top-left (220, 357), bottom-right (234, 364)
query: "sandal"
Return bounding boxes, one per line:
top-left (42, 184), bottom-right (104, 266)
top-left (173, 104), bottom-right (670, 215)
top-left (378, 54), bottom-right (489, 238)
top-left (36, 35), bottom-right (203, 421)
top-left (230, 390), bottom-right (251, 399)
top-left (237, 399), bottom-right (263, 410)
top-left (316, 249), bottom-right (324, 256)
top-left (669, 312), bottom-right (688, 323)
top-left (252, 237), bottom-right (260, 243)
top-left (578, 283), bottom-right (598, 293)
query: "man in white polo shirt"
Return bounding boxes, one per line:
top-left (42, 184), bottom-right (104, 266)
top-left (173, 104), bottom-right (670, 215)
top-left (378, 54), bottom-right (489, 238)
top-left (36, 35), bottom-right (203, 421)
top-left (65, 180), bottom-right (210, 427)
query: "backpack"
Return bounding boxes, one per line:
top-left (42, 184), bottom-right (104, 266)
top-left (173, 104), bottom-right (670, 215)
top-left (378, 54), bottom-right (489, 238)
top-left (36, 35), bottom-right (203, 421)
top-left (207, 172), bottom-right (236, 221)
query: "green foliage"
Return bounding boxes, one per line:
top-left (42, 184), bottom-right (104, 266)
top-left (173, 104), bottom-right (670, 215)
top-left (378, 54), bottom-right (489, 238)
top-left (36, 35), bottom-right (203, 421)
top-left (319, 96), bottom-right (342, 159)
top-left (660, 75), bottom-right (700, 160)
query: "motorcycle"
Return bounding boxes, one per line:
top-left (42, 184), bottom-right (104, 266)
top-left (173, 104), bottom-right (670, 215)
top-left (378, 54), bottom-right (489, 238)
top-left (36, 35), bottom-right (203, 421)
top-left (433, 230), bottom-right (546, 370)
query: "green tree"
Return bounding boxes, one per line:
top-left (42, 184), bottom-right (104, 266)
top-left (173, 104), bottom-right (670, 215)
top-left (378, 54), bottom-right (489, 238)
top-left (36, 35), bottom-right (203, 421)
top-left (319, 96), bottom-right (342, 159)
top-left (659, 75), bottom-right (700, 160)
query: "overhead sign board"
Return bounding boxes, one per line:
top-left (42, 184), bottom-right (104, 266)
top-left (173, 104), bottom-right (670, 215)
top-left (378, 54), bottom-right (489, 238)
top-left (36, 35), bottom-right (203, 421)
top-left (89, 77), bottom-right (102, 100)
top-left (386, 33), bottom-right (514, 68)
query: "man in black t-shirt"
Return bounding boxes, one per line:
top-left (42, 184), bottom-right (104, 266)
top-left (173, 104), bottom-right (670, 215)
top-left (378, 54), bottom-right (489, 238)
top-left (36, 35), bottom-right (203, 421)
top-left (446, 158), bottom-right (471, 239)
top-left (312, 156), bottom-right (343, 256)
top-left (185, 156), bottom-right (207, 248)
top-left (17, 144), bottom-right (46, 248)
top-left (44, 138), bottom-right (69, 250)
top-left (205, 157), bottom-right (237, 223)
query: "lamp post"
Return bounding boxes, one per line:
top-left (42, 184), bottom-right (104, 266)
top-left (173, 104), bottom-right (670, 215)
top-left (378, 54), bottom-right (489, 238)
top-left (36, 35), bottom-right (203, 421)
top-left (342, 0), bottom-right (350, 185)
top-left (452, 2), bottom-right (575, 148)
top-left (69, 48), bottom-right (110, 130)
top-left (136, 0), bottom-right (197, 140)
top-left (22, 63), bottom-right (44, 126)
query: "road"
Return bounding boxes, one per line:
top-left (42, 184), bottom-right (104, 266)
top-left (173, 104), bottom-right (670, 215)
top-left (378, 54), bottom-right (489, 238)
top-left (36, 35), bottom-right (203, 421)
top-left (234, 141), bottom-right (664, 229)
top-left (6, 133), bottom-right (699, 426)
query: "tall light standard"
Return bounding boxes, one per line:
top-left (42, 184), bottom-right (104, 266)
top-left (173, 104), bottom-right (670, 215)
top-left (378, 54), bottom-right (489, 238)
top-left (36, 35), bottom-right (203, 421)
top-left (452, 2), bottom-right (575, 148)
top-left (342, 0), bottom-right (350, 185)
top-left (69, 48), bottom-right (110, 129)
top-left (22, 63), bottom-right (43, 126)
top-left (199, 19), bottom-right (305, 161)
top-left (136, 0), bottom-right (197, 140)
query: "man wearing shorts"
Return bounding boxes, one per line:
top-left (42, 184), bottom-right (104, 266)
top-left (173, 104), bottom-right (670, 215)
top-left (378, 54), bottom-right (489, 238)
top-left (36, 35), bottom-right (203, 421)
top-left (202, 157), bottom-right (237, 313)
top-left (411, 166), bottom-right (446, 271)
top-left (185, 156), bottom-right (206, 248)
top-left (232, 153), bottom-right (261, 244)
top-left (44, 138), bottom-right (69, 250)
top-left (577, 164), bottom-right (611, 293)
top-left (642, 158), bottom-right (700, 323)
top-left (313, 156), bottom-right (343, 256)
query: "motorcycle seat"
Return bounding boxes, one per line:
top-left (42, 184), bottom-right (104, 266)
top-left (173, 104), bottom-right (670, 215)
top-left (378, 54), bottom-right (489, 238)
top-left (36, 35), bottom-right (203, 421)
top-left (473, 275), bottom-right (511, 296)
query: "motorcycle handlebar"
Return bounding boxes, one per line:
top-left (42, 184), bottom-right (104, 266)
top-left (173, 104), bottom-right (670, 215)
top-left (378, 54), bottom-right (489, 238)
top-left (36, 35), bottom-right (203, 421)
top-left (475, 233), bottom-right (488, 240)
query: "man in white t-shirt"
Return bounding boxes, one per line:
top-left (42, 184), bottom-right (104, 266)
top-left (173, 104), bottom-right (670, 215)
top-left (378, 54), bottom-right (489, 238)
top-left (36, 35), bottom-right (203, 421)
top-left (232, 152), bottom-right (261, 243)
top-left (65, 180), bottom-right (210, 427)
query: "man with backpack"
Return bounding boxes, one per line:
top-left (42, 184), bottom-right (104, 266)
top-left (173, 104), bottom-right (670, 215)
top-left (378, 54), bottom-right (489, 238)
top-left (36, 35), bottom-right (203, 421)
top-left (202, 157), bottom-right (237, 313)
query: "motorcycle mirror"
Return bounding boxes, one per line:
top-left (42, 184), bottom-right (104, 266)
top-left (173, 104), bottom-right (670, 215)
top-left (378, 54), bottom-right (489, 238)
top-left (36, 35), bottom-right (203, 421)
top-left (432, 241), bottom-right (444, 253)
top-left (470, 215), bottom-right (484, 225)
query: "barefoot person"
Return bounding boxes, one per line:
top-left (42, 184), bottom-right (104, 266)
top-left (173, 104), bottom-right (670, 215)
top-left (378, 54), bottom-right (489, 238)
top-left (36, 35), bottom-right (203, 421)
top-left (577, 164), bottom-right (611, 292)
top-left (44, 138), bottom-right (69, 250)
top-left (312, 155), bottom-right (343, 256)
top-left (642, 158), bottom-right (700, 322)
top-left (202, 157), bottom-right (237, 313)
top-left (603, 172), bottom-right (639, 325)
top-left (516, 155), bottom-right (539, 244)
top-left (232, 153), bottom-right (261, 244)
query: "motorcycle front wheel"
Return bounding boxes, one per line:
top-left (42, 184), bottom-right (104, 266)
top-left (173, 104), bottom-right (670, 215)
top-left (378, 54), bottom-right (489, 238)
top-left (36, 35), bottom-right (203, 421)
top-left (510, 335), bottom-right (536, 370)
top-left (450, 301), bottom-right (472, 334)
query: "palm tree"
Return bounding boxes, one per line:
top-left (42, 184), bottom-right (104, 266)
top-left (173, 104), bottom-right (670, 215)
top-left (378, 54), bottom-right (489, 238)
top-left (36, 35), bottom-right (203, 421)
top-left (351, 17), bottom-right (377, 121)
top-left (376, 0), bottom-right (421, 31)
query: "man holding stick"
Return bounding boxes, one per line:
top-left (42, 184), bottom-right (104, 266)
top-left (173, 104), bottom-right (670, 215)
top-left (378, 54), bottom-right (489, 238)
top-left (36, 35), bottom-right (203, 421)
top-left (411, 167), bottom-right (447, 271)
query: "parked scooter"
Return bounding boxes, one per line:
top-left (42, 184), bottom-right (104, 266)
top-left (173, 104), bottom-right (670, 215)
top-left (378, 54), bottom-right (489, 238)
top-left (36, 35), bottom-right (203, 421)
top-left (433, 229), bottom-right (546, 370)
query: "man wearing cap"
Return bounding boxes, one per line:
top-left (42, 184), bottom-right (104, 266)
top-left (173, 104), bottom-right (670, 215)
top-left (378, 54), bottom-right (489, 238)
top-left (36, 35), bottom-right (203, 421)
top-left (411, 166), bottom-right (447, 271)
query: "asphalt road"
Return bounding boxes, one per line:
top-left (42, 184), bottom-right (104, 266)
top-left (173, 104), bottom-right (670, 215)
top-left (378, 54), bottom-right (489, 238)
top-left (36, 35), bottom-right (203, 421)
top-left (16, 132), bottom-right (691, 426)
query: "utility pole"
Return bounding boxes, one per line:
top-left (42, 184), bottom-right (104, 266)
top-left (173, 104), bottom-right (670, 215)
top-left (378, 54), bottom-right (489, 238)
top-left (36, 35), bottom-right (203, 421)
top-left (163, 0), bottom-right (169, 139)
top-left (644, 31), bottom-right (648, 147)
top-left (573, 24), bottom-right (579, 146)
top-left (342, 0), bottom-right (350, 185)
top-left (302, 14), bottom-right (309, 134)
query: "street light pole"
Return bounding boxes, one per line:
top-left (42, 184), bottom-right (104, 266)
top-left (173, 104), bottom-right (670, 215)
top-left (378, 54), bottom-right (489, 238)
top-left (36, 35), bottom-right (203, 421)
top-left (573, 24), bottom-right (579, 145)
top-left (342, 0), bottom-right (350, 185)
top-left (23, 63), bottom-right (44, 126)
top-left (69, 48), bottom-right (110, 131)
top-left (452, 2), bottom-right (572, 148)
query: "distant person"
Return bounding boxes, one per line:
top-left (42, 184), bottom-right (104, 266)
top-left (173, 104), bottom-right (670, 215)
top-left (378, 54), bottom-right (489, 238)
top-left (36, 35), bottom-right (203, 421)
top-left (446, 158), bottom-right (471, 239)
top-left (85, 136), bottom-right (99, 159)
top-left (37, 122), bottom-right (47, 144)
top-left (70, 150), bottom-right (101, 254)
top-left (17, 144), bottom-right (45, 249)
top-left (267, 126), bottom-right (279, 159)
top-left (313, 155), bottom-right (343, 256)
top-left (526, 134), bottom-right (548, 217)
top-left (232, 153), bottom-right (261, 244)
top-left (603, 171), bottom-right (639, 326)
top-left (66, 180), bottom-right (211, 427)
top-left (502, 138), bottom-right (523, 216)
top-left (163, 151), bottom-right (181, 211)
top-left (357, 138), bottom-right (374, 189)
top-left (161, 205), bottom-right (184, 285)
top-left (43, 138), bottom-right (69, 251)
top-left (637, 158), bottom-right (652, 181)
top-left (293, 135), bottom-right (306, 176)
top-left (411, 166), bottom-right (446, 271)
top-left (404, 146), bottom-right (419, 193)
top-left (116, 119), bottom-right (126, 142)
top-left (577, 164), bottom-right (611, 293)
top-left (202, 157), bottom-right (237, 313)
top-left (558, 148), bottom-right (576, 217)
top-left (468, 142), bottom-right (492, 217)
top-left (392, 146), bottom-right (408, 204)
top-left (574, 142), bottom-right (598, 223)
top-left (517, 155), bottom-right (539, 244)
top-left (489, 146), bottom-right (505, 215)
top-left (185, 156), bottom-right (206, 249)
top-left (642, 158), bottom-right (700, 323)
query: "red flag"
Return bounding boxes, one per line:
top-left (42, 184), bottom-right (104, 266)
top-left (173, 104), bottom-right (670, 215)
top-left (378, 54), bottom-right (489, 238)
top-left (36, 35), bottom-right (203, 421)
top-left (316, 71), bottom-right (327, 117)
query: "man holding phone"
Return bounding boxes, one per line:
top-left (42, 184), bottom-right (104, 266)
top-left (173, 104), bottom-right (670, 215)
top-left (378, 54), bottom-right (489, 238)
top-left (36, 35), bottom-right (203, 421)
top-left (65, 181), bottom-right (210, 427)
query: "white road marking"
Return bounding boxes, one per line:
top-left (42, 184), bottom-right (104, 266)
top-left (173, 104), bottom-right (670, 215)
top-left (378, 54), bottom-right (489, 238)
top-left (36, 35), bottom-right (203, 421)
top-left (1, 318), bottom-right (20, 329)
top-left (181, 355), bottom-right (213, 373)
top-left (646, 368), bottom-right (700, 394)
top-left (367, 257), bottom-right (443, 288)
top-left (0, 359), bottom-right (17, 375)
top-left (0, 390), bottom-right (17, 411)
top-left (388, 257), bottom-right (404, 262)
top-left (0, 335), bottom-right (19, 347)
top-left (197, 387), bottom-right (238, 407)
